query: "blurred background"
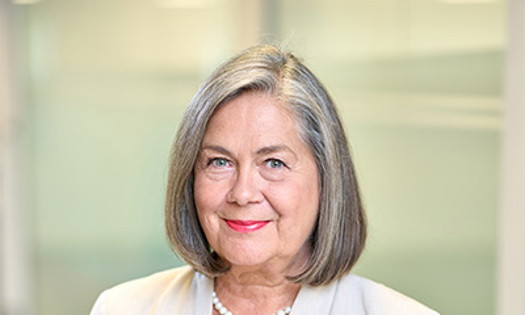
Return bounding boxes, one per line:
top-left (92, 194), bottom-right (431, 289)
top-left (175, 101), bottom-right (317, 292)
top-left (1, 0), bottom-right (520, 314)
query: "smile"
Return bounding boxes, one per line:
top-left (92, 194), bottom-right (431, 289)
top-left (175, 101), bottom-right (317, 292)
top-left (224, 219), bottom-right (270, 233)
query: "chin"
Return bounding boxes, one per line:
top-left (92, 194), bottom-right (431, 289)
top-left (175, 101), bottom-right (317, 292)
top-left (219, 249), bottom-right (276, 269)
top-left (224, 254), bottom-right (271, 268)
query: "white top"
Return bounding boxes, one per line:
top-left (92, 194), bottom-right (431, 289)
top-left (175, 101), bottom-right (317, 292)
top-left (90, 265), bottom-right (439, 315)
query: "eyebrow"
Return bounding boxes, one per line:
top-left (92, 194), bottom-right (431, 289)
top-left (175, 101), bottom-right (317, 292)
top-left (200, 144), bottom-right (296, 158)
top-left (255, 145), bottom-right (294, 156)
top-left (199, 145), bottom-right (232, 156)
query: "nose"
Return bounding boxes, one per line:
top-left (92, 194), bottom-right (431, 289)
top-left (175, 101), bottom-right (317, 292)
top-left (226, 166), bottom-right (263, 206)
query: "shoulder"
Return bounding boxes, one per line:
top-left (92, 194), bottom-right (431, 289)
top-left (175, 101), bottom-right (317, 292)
top-left (89, 265), bottom-right (197, 315)
top-left (334, 273), bottom-right (440, 315)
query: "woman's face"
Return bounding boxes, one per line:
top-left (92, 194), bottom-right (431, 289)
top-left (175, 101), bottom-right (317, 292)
top-left (193, 92), bottom-right (320, 270)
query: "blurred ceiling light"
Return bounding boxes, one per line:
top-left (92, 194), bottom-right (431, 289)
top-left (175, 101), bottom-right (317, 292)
top-left (11, 0), bottom-right (41, 4)
top-left (156, 0), bottom-right (219, 9)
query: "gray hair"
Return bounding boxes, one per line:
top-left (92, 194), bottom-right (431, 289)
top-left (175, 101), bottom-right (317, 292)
top-left (165, 44), bottom-right (366, 286)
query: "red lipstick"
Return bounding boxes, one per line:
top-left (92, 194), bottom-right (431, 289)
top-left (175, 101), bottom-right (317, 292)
top-left (225, 220), bottom-right (269, 233)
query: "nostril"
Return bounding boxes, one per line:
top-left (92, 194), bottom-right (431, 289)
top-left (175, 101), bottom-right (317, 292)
top-left (226, 171), bottom-right (263, 206)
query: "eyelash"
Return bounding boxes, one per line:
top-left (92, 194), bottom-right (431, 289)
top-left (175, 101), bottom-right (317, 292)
top-left (207, 157), bottom-right (231, 168)
top-left (264, 158), bottom-right (286, 169)
top-left (206, 157), bottom-right (286, 169)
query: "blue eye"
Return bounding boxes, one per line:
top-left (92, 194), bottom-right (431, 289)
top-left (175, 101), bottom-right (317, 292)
top-left (209, 158), bottom-right (230, 167)
top-left (266, 159), bottom-right (284, 169)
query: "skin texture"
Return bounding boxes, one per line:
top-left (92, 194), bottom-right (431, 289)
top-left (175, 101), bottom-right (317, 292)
top-left (193, 92), bottom-right (320, 314)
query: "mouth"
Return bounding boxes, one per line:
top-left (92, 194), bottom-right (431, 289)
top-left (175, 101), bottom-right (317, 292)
top-left (224, 219), bottom-right (270, 233)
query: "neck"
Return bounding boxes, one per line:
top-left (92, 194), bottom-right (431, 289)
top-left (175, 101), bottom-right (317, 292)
top-left (214, 267), bottom-right (301, 315)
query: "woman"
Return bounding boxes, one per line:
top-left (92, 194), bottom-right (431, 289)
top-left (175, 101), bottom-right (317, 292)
top-left (90, 45), bottom-right (439, 315)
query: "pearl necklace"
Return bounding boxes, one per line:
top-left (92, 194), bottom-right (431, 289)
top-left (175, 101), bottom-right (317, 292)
top-left (212, 291), bottom-right (292, 315)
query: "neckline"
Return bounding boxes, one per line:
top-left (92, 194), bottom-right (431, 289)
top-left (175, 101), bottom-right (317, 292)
top-left (192, 270), bottom-right (336, 315)
top-left (212, 291), bottom-right (292, 315)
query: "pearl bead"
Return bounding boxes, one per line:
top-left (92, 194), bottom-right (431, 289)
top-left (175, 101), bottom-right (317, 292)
top-left (212, 291), bottom-right (292, 315)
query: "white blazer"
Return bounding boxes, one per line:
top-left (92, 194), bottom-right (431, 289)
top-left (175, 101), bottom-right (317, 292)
top-left (90, 265), bottom-right (440, 315)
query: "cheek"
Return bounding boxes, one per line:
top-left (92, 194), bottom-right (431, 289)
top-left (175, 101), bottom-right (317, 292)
top-left (193, 173), bottom-right (226, 217)
top-left (268, 180), bottom-right (319, 219)
top-left (281, 175), bottom-right (320, 228)
top-left (193, 174), bottom-right (204, 206)
top-left (193, 178), bottom-right (218, 242)
top-left (193, 174), bottom-right (214, 219)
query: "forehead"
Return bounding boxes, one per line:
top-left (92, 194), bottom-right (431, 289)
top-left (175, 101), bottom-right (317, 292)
top-left (206, 92), bottom-right (298, 135)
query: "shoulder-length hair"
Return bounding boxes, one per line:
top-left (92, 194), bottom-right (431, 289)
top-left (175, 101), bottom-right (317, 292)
top-left (165, 44), bottom-right (366, 286)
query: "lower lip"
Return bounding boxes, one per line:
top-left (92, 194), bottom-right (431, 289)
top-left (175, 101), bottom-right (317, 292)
top-left (225, 220), bottom-right (270, 233)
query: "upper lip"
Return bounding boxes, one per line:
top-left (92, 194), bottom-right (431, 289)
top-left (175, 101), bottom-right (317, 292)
top-left (224, 219), bottom-right (270, 225)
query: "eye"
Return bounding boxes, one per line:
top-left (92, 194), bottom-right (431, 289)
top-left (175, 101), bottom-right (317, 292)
top-left (265, 159), bottom-right (285, 169)
top-left (208, 158), bottom-right (231, 168)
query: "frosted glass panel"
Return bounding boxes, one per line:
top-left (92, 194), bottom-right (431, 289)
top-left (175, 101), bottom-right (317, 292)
top-left (279, 1), bottom-right (502, 314)
top-left (17, 0), bottom-right (503, 314)
top-left (24, 1), bottom-right (241, 314)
